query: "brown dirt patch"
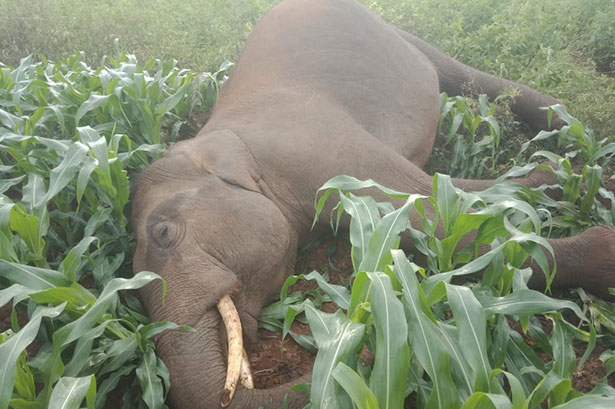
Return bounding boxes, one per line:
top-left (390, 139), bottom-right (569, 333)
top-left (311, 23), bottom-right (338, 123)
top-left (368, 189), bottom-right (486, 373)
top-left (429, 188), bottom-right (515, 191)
top-left (248, 328), bottom-right (314, 389)
top-left (248, 235), bottom-right (353, 389)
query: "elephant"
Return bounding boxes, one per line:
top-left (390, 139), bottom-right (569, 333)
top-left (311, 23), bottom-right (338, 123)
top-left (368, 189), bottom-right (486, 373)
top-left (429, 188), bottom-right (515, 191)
top-left (131, 0), bottom-right (615, 407)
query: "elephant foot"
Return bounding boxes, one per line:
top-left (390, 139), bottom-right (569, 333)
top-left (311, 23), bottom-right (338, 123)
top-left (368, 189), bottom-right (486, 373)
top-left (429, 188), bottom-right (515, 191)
top-left (545, 225), bottom-right (615, 300)
top-left (217, 295), bottom-right (254, 407)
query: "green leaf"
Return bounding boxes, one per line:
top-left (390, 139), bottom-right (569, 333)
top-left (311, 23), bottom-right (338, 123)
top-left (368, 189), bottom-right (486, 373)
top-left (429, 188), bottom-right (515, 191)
top-left (97, 335), bottom-right (138, 376)
top-left (0, 107), bottom-right (24, 130)
top-left (52, 271), bottom-right (162, 349)
top-left (48, 376), bottom-right (96, 409)
top-left (314, 176), bottom-right (411, 227)
top-left (30, 285), bottom-right (97, 312)
top-left (76, 158), bottom-right (97, 204)
top-left (22, 174), bottom-right (45, 214)
top-left (477, 290), bottom-right (585, 322)
top-left (490, 370), bottom-right (525, 409)
top-left (461, 392), bottom-right (511, 409)
top-left (77, 127), bottom-right (113, 193)
top-left (0, 259), bottom-right (72, 290)
top-left (580, 165), bottom-right (601, 215)
top-left (138, 321), bottom-right (185, 342)
top-left (446, 284), bottom-right (491, 392)
top-left (95, 365), bottom-right (135, 409)
top-left (439, 213), bottom-right (491, 271)
top-left (340, 193), bottom-right (382, 270)
top-left (0, 284), bottom-right (35, 309)
top-left (136, 348), bottom-right (165, 409)
top-left (0, 176), bottom-right (25, 195)
top-left (390, 250), bottom-right (460, 409)
top-left (332, 363), bottom-right (380, 409)
top-left (437, 324), bottom-right (474, 400)
top-left (433, 173), bottom-right (460, 236)
top-left (64, 322), bottom-right (110, 376)
top-left (368, 272), bottom-right (409, 409)
top-left (60, 236), bottom-right (97, 281)
top-left (424, 241), bottom-right (507, 293)
top-left (306, 304), bottom-right (366, 409)
top-left (11, 342), bottom-right (36, 402)
top-left (0, 304), bottom-right (65, 409)
top-left (551, 395), bottom-right (615, 409)
top-left (359, 194), bottom-right (423, 273)
top-left (42, 142), bottom-right (89, 207)
top-left (8, 205), bottom-right (45, 259)
top-left (282, 271), bottom-right (350, 310)
top-left (550, 316), bottom-right (575, 378)
top-left (524, 371), bottom-right (571, 409)
top-left (75, 94), bottom-right (110, 125)
top-left (155, 82), bottom-right (187, 115)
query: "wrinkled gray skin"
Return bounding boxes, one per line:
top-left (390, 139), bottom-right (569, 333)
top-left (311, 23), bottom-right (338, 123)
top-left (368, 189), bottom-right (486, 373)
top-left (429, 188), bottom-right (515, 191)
top-left (132, 0), bottom-right (615, 407)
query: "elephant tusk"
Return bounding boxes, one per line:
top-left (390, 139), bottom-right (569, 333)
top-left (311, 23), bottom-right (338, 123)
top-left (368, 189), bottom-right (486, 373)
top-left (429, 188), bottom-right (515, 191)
top-left (240, 347), bottom-right (254, 389)
top-left (217, 295), bottom-right (243, 407)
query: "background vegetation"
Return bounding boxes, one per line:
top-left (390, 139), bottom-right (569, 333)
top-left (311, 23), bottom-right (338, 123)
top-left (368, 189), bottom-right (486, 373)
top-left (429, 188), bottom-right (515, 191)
top-left (1, 0), bottom-right (614, 136)
top-left (1, 0), bottom-right (614, 408)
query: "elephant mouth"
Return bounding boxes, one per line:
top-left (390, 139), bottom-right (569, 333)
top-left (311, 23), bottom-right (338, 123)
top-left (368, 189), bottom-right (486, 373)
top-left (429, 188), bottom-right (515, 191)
top-left (217, 295), bottom-right (254, 407)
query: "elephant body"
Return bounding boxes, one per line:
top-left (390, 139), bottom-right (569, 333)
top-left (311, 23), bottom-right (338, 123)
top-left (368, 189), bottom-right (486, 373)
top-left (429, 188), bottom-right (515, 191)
top-left (131, 0), bottom-right (615, 407)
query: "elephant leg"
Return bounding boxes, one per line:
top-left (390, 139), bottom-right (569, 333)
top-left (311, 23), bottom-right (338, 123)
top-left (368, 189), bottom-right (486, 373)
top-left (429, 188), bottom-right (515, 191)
top-left (392, 27), bottom-right (564, 130)
top-left (311, 135), bottom-right (613, 297)
top-left (525, 226), bottom-right (615, 299)
top-left (450, 167), bottom-right (560, 197)
top-left (433, 177), bottom-right (615, 297)
top-left (427, 173), bottom-right (614, 296)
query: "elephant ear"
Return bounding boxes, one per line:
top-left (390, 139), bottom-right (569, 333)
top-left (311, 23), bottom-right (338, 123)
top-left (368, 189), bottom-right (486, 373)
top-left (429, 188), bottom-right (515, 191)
top-left (175, 129), bottom-right (263, 193)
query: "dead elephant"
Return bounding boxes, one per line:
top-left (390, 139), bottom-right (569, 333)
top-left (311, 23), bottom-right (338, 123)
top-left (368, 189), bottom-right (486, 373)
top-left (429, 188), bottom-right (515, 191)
top-left (131, 0), bottom-right (615, 407)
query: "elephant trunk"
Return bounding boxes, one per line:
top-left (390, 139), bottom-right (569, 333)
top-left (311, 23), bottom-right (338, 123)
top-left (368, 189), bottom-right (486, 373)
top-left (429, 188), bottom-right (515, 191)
top-left (153, 303), bottom-right (310, 409)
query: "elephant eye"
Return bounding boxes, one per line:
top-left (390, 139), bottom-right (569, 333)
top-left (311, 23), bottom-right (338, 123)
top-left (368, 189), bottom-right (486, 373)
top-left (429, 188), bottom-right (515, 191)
top-left (151, 218), bottom-right (184, 249)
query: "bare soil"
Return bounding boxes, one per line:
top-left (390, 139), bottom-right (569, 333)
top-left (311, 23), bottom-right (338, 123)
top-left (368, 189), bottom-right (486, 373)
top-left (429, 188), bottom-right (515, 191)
top-left (248, 237), bottom-right (354, 389)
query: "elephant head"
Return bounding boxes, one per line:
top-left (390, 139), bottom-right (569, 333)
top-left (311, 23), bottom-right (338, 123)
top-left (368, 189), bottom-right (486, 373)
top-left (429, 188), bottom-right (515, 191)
top-left (131, 130), bottom-right (310, 408)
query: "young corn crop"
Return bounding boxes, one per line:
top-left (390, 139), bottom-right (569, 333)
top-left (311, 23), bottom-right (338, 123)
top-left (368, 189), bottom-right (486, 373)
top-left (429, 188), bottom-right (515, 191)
top-left (262, 105), bottom-right (615, 408)
top-left (1, 51), bottom-right (615, 409)
top-left (0, 52), bottom-right (229, 409)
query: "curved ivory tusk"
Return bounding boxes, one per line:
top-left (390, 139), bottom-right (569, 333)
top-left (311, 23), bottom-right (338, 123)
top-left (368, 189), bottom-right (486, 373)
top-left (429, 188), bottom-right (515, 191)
top-left (217, 295), bottom-right (243, 407)
top-left (240, 347), bottom-right (254, 389)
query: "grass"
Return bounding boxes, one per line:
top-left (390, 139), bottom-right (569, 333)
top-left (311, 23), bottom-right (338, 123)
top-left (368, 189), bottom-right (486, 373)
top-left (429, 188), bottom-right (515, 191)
top-left (1, 0), bottom-right (613, 137)
top-left (0, 0), bottom-right (275, 73)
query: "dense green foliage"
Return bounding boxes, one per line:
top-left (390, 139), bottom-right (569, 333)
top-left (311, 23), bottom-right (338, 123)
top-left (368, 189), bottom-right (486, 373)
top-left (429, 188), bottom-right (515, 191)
top-left (370, 0), bottom-right (615, 138)
top-left (0, 0), bottom-right (274, 73)
top-left (1, 0), bottom-right (613, 137)
top-left (0, 52), bottom-right (227, 409)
